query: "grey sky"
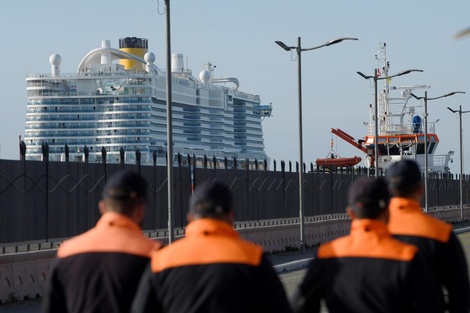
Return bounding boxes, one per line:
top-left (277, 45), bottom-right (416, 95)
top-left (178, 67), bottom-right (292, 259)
top-left (1, 0), bottom-right (469, 172)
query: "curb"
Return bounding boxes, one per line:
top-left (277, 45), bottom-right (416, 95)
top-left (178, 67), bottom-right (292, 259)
top-left (273, 226), bottom-right (470, 274)
top-left (454, 226), bottom-right (470, 235)
top-left (273, 258), bottom-right (313, 274)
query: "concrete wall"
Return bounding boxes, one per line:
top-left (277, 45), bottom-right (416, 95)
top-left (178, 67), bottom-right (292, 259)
top-left (0, 250), bottom-right (55, 304)
top-left (0, 208), bottom-right (468, 304)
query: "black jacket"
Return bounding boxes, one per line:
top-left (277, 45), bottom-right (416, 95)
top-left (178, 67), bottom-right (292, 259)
top-left (131, 218), bottom-right (292, 313)
top-left (388, 197), bottom-right (470, 313)
top-left (293, 219), bottom-right (444, 313)
top-left (42, 212), bottom-right (163, 313)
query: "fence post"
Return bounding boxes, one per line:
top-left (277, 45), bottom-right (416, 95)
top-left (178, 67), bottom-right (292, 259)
top-left (191, 154), bottom-right (196, 194)
top-left (84, 146), bottom-right (89, 164)
top-left (281, 160), bottom-right (286, 217)
top-left (19, 141), bottom-right (27, 243)
top-left (42, 143), bottom-right (49, 241)
top-left (120, 148), bottom-right (125, 168)
top-left (204, 155), bottom-right (208, 180)
top-left (65, 144), bottom-right (69, 163)
top-left (245, 158), bottom-right (250, 220)
top-left (19, 140), bottom-right (27, 161)
top-left (101, 147), bottom-right (107, 184)
top-left (136, 149), bottom-right (141, 174)
top-left (177, 153), bottom-right (183, 228)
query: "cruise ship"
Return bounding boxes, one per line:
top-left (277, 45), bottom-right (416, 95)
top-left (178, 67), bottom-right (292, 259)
top-left (24, 37), bottom-right (272, 168)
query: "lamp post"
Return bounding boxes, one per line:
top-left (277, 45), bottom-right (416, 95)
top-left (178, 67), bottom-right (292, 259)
top-left (357, 69), bottom-right (423, 177)
top-left (164, 0), bottom-right (175, 243)
top-left (275, 36), bottom-right (358, 254)
top-left (447, 105), bottom-right (470, 220)
top-left (410, 91), bottom-right (465, 213)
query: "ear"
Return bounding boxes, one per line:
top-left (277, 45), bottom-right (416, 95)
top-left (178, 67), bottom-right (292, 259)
top-left (98, 200), bottom-right (106, 215)
top-left (379, 208), bottom-right (390, 224)
top-left (186, 212), bottom-right (194, 223)
top-left (346, 206), bottom-right (356, 220)
top-left (133, 204), bottom-right (145, 225)
top-left (226, 210), bottom-right (235, 224)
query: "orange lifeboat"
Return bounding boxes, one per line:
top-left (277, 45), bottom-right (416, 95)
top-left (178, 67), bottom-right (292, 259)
top-left (315, 156), bottom-right (362, 168)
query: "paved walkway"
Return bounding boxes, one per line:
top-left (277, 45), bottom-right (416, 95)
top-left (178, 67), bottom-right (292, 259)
top-left (270, 247), bottom-right (316, 273)
top-left (2, 227), bottom-right (469, 313)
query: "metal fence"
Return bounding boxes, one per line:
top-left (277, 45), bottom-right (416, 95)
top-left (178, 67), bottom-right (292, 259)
top-left (0, 153), bottom-right (468, 244)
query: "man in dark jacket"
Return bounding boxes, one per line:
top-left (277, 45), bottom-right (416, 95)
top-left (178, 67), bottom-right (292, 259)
top-left (293, 177), bottom-right (443, 313)
top-left (386, 159), bottom-right (470, 313)
top-left (42, 170), bottom-right (163, 313)
top-left (131, 180), bottom-right (292, 313)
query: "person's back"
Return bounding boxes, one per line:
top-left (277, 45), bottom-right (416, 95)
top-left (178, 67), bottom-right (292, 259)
top-left (132, 180), bottom-right (292, 313)
top-left (293, 177), bottom-right (443, 313)
top-left (386, 160), bottom-right (470, 312)
top-left (42, 170), bottom-right (163, 313)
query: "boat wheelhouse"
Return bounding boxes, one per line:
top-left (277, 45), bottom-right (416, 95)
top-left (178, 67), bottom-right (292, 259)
top-left (331, 43), bottom-right (452, 174)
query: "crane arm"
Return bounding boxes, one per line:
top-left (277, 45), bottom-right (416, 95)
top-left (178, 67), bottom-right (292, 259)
top-left (331, 128), bottom-right (377, 167)
top-left (331, 128), bottom-right (367, 153)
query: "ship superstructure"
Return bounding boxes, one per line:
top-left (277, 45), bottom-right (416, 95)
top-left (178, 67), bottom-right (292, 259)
top-left (24, 37), bottom-right (272, 167)
top-left (333, 43), bottom-right (453, 173)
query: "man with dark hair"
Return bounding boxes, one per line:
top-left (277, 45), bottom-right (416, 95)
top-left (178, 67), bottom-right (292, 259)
top-left (42, 170), bottom-right (163, 313)
top-left (131, 180), bottom-right (292, 313)
top-left (386, 159), bottom-right (470, 313)
top-left (293, 177), bottom-right (443, 313)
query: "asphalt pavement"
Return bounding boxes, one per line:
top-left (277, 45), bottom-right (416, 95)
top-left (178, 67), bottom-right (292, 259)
top-left (2, 228), bottom-right (469, 313)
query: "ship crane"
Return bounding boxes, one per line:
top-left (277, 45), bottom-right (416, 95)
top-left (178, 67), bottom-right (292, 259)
top-left (330, 128), bottom-right (375, 167)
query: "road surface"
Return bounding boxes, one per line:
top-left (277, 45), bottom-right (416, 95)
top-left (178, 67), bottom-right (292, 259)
top-left (2, 232), bottom-right (470, 313)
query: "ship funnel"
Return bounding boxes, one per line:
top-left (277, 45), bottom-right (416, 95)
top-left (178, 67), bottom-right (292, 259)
top-left (49, 54), bottom-right (62, 77)
top-left (172, 53), bottom-right (184, 73)
top-left (101, 40), bottom-right (112, 65)
top-left (119, 37), bottom-right (148, 70)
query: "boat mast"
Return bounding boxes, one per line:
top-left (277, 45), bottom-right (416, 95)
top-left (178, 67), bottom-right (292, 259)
top-left (375, 42), bottom-right (389, 137)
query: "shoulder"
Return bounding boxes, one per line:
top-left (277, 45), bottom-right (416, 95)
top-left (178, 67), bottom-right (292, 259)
top-left (58, 228), bottom-right (163, 258)
top-left (150, 235), bottom-right (263, 272)
top-left (389, 211), bottom-right (452, 243)
top-left (318, 235), bottom-right (418, 261)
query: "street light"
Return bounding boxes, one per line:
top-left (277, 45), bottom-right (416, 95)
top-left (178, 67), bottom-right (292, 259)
top-left (164, 0), bottom-right (175, 243)
top-left (455, 26), bottom-right (470, 39)
top-left (411, 91), bottom-right (465, 213)
top-left (275, 36), bottom-right (358, 254)
top-left (357, 69), bottom-right (423, 177)
top-left (447, 105), bottom-right (470, 220)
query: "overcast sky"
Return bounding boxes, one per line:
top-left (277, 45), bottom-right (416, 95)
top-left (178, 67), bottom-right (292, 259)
top-left (2, 0), bottom-right (470, 173)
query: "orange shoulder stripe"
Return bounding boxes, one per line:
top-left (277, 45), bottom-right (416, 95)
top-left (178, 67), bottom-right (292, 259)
top-left (151, 236), bottom-right (263, 272)
top-left (388, 212), bottom-right (452, 243)
top-left (57, 227), bottom-right (162, 258)
top-left (317, 236), bottom-right (417, 261)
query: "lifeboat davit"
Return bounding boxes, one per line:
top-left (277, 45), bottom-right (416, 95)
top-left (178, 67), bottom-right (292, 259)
top-left (315, 156), bottom-right (362, 167)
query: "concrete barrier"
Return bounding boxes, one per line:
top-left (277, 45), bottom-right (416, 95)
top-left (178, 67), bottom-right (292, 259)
top-left (0, 207), bottom-right (468, 304)
top-left (0, 250), bottom-right (55, 304)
